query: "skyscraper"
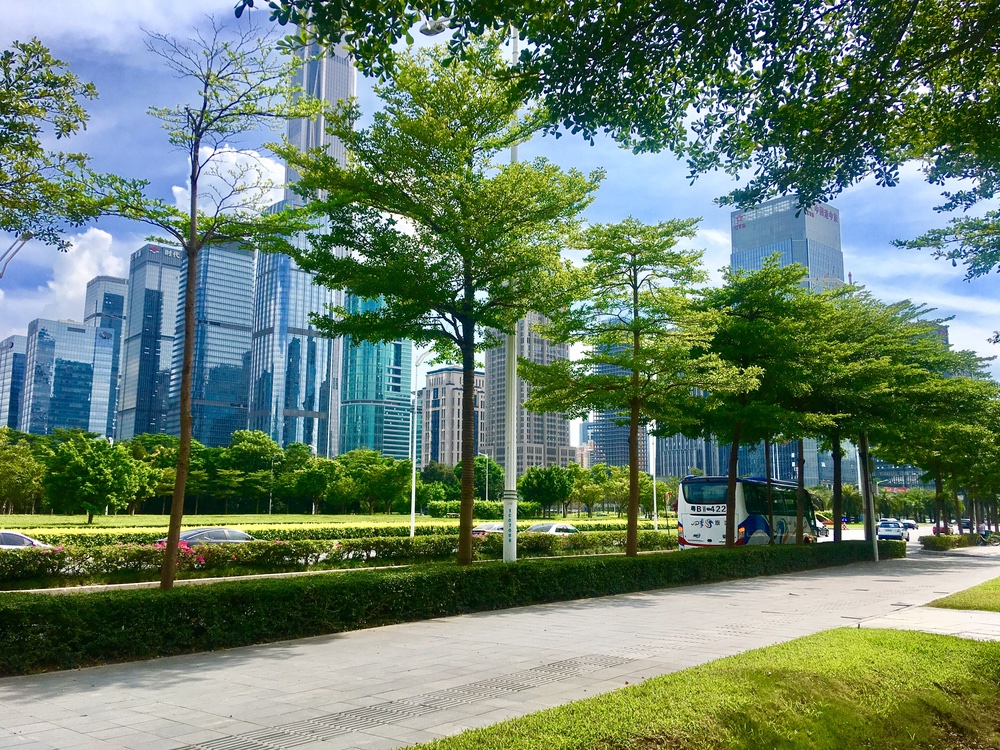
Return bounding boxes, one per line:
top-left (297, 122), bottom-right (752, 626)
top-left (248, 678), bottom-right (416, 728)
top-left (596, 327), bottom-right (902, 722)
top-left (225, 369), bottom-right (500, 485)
top-left (83, 275), bottom-right (127, 437)
top-left (167, 243), bottom-right (254, 448)
top-left (418, 365), bottom-right (485, 468)
top-left (250, 40), bottom-right (355, 457)
top-left (485, 313), bottom-right (576, 477)
top-left (20, 319), bottom-right (115, 436)
top-left (730, 195), bottom-right (844, 290)
top-left (591, 349), bottom-right (648, 469)
top-left (338, 296), bottom-right (413, 459)
top-left (116, 243), bottom-right (183, 441)
top-left (0, 335), bottom-right (26, 430)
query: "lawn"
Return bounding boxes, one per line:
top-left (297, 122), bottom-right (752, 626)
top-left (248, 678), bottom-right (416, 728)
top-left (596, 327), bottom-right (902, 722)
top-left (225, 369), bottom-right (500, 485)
top-left (931, 576), bottom-right (1000, 613)
top-left (1, 513), bottom-right (460, 528)
top-left (414, 628), bottom-right (1000, 750)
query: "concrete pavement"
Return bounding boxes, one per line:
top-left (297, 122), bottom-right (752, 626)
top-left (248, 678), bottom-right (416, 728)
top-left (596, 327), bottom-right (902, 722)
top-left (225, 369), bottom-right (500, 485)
top-left (1, 546), bottom-right (999, 750)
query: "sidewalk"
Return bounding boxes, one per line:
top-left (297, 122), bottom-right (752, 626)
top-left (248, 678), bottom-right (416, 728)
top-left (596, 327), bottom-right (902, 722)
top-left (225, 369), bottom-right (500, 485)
top-left (1, 548), bottom-right (998, 750)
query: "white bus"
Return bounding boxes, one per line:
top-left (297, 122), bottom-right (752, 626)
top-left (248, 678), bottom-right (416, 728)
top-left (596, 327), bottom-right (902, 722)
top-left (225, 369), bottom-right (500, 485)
top-left (677, 476), bottom-right (821, 548)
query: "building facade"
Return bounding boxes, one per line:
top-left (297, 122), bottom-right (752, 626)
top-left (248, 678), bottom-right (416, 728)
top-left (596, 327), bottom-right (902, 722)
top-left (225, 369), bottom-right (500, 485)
top-left (484, 313), bottom-right (576, 477)
top-left (418, 366), bottom-right (485, 469)
top-left (116, 244), bottom-right (183, 441)
top-left (20, 319), bottom-right (115, 436)
top-left (83, 275), bottom-right (127, 437)
top-left (0, 335), bottom-right (26, 430)
top-left (167, 243), bottom-right (254, 448)
top-left (250, 41), bottom-right (356, 457)
top-left (338, 296), bottom-right (413, 460)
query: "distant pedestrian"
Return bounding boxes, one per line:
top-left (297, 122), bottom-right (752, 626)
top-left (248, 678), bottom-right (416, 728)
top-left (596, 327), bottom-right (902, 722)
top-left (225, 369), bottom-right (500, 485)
top-left (978, 521), bottom-right (989, 542)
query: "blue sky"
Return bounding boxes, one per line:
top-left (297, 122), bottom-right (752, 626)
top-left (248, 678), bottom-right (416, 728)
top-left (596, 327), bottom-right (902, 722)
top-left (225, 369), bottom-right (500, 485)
top-left (4, 0), bottom-right (999, 384)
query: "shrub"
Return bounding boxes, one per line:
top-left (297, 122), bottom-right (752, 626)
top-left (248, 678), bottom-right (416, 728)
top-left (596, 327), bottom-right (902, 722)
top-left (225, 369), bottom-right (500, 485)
top-left (424, 501), bottom-right (543, 519)
top-left (918, 534), bottom-right (978, 551)
top-left (0, 541), bottom-right (897, 675)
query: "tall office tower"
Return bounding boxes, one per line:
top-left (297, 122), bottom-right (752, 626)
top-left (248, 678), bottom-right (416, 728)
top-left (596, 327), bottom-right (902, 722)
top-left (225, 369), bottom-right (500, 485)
top-left (83, 275), bottom-right (127, 437)
top-left (484, 312), bottom-right (576, 478)
top-left (338, 296), bottom-right (413, 459)
top-left (0, 335), bottom-right (26, 429)
top-left (730, 195), bottom-right (845, 290)
top-left (655, 434), bottom-right (725, 479)
top-left (167, 243), bottom-right (254, 448)
top-left (591, 352), bottom-right (649, 469)
top-left (20, 319), bottom-right (115, 436)
top-left (116, 244), bottom-right (183, 441)
top-left (418, 365), bottom-right (485, 468)
top-left (250, 42), bottom-right (356, 456)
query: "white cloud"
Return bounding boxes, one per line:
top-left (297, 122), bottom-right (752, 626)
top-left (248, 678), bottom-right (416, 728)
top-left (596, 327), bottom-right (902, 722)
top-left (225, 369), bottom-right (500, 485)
top-left (171, 145), bottom-right (286, 214)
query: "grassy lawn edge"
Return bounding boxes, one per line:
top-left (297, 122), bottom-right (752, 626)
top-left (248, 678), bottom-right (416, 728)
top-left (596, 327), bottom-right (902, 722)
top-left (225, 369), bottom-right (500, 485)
top-left (930, 576), bottom-right (1000, 614)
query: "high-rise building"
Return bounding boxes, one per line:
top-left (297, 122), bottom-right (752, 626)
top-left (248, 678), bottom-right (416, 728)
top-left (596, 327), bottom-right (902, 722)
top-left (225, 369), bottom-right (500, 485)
top-left (484, 313), bottom-right (576, 477)
top-left (167, 243), bottom-right (254, 448)
top-left (116, 243), bottom-right (183, 441)
top-left (338, 296), bottom-right (413, 459)
top-left (730, 195), bottom-right (844, 290)
top-left (0, 335), bottom-right (26, 430)
top-left (250, 41), bottom-right (356, 457)
top-left (83, 275), bottom-right (127, 437)
top-left (418, 366), bottom-right (485, 468)
top-left (655, 434), bottom-right (724, 479)
top-left (20, 319), bottom-right (115, 436)
top-left (591, 352), bottom-right (648, 469)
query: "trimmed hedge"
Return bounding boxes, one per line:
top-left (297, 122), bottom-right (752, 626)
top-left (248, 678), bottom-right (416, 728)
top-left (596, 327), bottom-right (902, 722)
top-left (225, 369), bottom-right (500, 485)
top-left (0, 532), bottom-right (679, 584)
top-left (918, 533), bottom-right (980, 551)
top-left (426, 501), bottom-right (543, 519)
top-left (0, 540), bottom-right (903, 676)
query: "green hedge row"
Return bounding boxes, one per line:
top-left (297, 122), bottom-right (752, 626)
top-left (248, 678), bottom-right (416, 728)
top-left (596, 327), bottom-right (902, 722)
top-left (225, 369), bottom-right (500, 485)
top-left (20, 519), bottom-right (665, 548)
top-left (425, 500), bottom-right (543, 519)
top-left (0, 532), bottom-right (679, 584)
top-left (0, 540), bottom-right (903, 675)
top-left (918, 533), bottom-right (980, 551)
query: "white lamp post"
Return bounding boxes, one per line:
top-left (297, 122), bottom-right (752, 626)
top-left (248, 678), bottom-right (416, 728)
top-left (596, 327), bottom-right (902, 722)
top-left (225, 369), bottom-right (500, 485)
top-left (649, 428), bottom-right (658, 531)
top-left (410, 349), bottom-right (434, 538)
top-left (0, 233), bottom-right (33, 278)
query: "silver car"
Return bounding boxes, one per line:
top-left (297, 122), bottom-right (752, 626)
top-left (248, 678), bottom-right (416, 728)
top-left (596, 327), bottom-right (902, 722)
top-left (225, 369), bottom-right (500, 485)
top-left (876, 520), bottom-right (909, 542)
top-left (0, 531), bottom-right (53, 550)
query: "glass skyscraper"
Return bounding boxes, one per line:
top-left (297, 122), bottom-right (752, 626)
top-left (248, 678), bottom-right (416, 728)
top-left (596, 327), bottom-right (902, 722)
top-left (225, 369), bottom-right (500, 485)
top-left (20, 319), bottom-right (115, 436)
top-left (116, 243), bottom-right (183, 441)
top-left (83, 275), bottom-right (127, 437)
top-left (0, 335), bottom-right (26, 430)
top-left (250, 40), bottom-right (355, 457)
top-left (167, 243), bottom-right (254, 448)
top-left (338, 296), bottom-right (413, 459)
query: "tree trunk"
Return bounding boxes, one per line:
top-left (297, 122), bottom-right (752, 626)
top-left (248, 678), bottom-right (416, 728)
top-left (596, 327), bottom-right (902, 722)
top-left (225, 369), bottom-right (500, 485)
top-left (456, 329), bottom-right (477, 566)
top-left (858, 432), bottom-right (874, 542)
top-left (935, 467), bottom-right (944, 530)
top-left (626, 397), bottom-right (641, 557)
top-left (831, 428), bottom-right (843, 543)
top-left (764, 437), bottom-right (774, 544)
top-left (796, 438), bottom-right (805, 544)
top-left (725, 424), bottom-right (742, 548)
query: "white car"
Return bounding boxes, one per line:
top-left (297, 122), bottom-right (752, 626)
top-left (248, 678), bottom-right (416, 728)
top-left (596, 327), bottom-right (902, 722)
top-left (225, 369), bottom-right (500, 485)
top-left (0, 531), bottom-right (53, 550)
top-left (876, 520), bottom-right (909, 542)
top-left (525, 523), bottom-right (580, 536)
top-left (471, 523), bottom-right (505, 538)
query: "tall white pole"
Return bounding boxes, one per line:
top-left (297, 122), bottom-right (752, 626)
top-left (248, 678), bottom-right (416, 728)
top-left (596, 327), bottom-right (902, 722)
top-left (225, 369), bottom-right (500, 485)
top-left (650, 429), bottom-right (658, 531)
top-left (502, 28), bottom-right (520, 564)
top-left (409, 392), bottom-right (418, 538)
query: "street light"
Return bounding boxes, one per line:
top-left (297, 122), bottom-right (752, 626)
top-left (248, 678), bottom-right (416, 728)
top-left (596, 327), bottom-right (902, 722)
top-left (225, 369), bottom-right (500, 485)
top-left (410, 349), bottom-right (434, 538)
top-left (0, 233), bottom-right (33, 278)
top-left (649, 427), bottom-right (658, 532)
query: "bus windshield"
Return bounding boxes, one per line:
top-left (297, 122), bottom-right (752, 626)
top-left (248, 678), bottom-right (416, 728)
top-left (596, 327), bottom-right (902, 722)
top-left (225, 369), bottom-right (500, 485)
top-left (682, 481), bottom-right (729, 504)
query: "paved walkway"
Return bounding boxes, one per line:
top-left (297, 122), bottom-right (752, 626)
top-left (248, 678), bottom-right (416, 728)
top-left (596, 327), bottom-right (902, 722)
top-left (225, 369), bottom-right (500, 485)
top-left (2, 548), bottom-right (999, 750)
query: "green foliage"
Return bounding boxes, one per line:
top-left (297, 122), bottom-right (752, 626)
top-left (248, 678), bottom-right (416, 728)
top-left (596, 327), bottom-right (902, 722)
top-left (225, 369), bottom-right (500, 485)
top-left (0, 429), bottom-right (45, 513)
top-left (0, 540), bottom-right (893, 675)
top-left (931, 576), bottom-right (1000, 613)
top-left (516, 465), bottom-right (574, 517)
top-left (425, 500), bottom-right (542, 520)
top-left (453, 455), bottom-right (503, 501)
top-left (918, 534), bottom-right (978, 552)
top-left (42, 434), bottom-right (143, 521)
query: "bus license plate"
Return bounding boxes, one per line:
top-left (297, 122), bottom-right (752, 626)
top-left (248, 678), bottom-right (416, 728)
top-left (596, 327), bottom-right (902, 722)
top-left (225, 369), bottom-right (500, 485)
top-left (690, 504), bottom-right (726, 514)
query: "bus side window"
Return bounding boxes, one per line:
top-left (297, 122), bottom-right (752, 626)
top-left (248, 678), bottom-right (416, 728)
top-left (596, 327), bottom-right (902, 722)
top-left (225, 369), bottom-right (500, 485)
top-left (777, 488), bottom-right (797, 517)
top-left (743, 484), bottom-right (768, 515)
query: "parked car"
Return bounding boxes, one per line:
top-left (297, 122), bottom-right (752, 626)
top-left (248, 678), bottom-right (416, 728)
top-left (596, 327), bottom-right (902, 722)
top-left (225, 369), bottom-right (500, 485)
top-left (471, 523), bottom-right (505, 538)
top-left (960, 518), bottom-right (972, 530)
top-left (524, 523), bottom-right (580, 536)
top-left (933, 521), bottom-right (954, 535)
top-left (876, 520), bottom-right (910, 542)
top-left (0, 531), bottom-right (52, 550)
top-left (155, 527), bottom-right (256, 546)
top-left (901, 519), bottom-right (918, 530)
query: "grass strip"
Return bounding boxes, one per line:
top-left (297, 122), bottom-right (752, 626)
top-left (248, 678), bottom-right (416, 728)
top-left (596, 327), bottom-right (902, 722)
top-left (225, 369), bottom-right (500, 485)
top-left (414, 629), bottom-right (1000, 750)
top-left (931, 576), bottom-right (1000, 613)
top-left (0, 541), bottom-right (901, 676)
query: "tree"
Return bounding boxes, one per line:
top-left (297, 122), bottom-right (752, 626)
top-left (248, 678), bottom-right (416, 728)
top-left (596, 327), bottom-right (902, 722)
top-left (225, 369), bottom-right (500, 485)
top-left (93, 19), bottom-right (317, 588)
top-left (517, 465), bottom-right (573, 519)
top-left (1, 38), bottom-right (112, 250)
top-left (241, 0), bottom-right (1000, 281)
top-left (454, 454), bottom-right (503, 501)
top-left (0, 429), bottom-right (44, 513)
top-left (43, 435), bottom-right (140, 522)
top-left (522, 217), bottom-right (756, 555)
top-left (279, 40), bottom-right (600, 565)
top-left (335, 449), bottom-right (411, 514)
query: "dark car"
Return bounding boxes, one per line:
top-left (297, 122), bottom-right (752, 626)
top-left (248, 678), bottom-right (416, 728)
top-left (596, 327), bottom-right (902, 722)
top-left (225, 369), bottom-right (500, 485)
top-left (156, 527), bottom-right (256, 546)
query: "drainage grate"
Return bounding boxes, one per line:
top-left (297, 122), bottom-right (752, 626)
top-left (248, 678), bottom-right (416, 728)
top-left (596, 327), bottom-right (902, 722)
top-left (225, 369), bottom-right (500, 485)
top-left (274, 720), bottom-right (352, 741)
top-left (192, 737), bottom-right (281, 750)
top-left (467, 677), bottom-right (534, 693)
top-left (240, 729), bottom-right (315, 748)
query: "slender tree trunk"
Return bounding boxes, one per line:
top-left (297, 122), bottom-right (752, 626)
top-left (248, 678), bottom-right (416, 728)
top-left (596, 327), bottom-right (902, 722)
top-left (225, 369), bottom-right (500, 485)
top-left (858, 432), bottom-right (874, 542)
top-left (161, 140), bottom-right (201, 590)
top-left (832, 428), bottom-right (843, 543)
top-left (796, 438), bottom-right (806, 544)
top-left (726, 424), bottom-right (742, 547)
top-left (764, 437), bottom-right (774, 544)
top-left (626, 397), bottom-right (641, 556)
top-left (456, 326), bottom-right (477, 566)
top-left (935, 467), bottom-right (944, 530)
